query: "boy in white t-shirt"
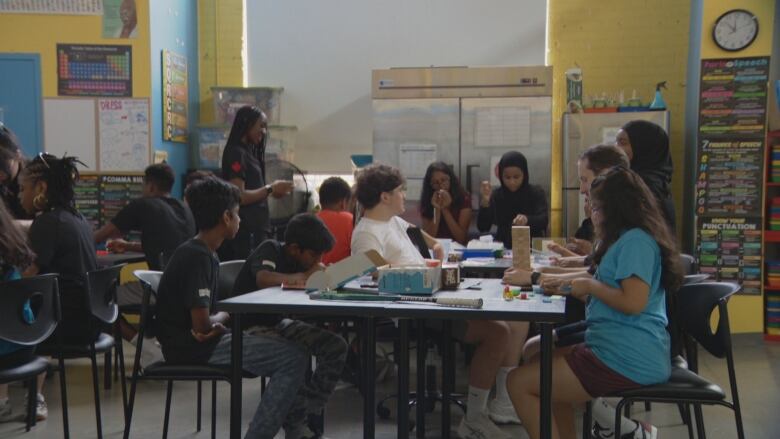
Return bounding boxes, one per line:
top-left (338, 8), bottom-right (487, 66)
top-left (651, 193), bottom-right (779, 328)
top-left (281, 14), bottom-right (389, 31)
top-left (351, 164), bottom-right (525, 439)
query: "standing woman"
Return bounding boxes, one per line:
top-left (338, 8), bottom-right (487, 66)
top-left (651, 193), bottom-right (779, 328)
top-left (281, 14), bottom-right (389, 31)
top-left (478, 151), bottom-right (548, 248)
top-left (19, 153), bottom-right (98, 345)
top-left (0, 124), bottom-right (31, 220)
top-left (419, 161), bottom-right (472, 245)
top-left (616, 120), bottom-right (676, 233)
top-left (220, 106), bottom-right (292, 260)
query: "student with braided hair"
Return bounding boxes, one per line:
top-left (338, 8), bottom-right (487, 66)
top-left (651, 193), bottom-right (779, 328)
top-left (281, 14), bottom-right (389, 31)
top-left (19, 153), bottom-right (98, 345)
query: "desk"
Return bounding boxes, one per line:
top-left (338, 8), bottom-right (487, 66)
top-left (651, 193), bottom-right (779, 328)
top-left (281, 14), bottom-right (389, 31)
top-left (218, 278), bottom-right (565, 439)
top-left (96, 251), bottom-right (146, 267)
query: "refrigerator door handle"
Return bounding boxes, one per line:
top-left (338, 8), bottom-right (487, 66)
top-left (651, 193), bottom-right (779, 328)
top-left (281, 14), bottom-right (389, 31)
top-left (466, 164), bottom-right (480, 195)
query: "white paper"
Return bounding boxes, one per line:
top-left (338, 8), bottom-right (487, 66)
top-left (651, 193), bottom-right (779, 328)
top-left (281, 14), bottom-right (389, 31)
top-left (475, 106), bottom-right (531, 147)
top-left (398, 143), bottom-right (436, 178)
top-left (602, 127), bottom-right (621, 145)
top-left (99, 99), bottom-right (150, 171)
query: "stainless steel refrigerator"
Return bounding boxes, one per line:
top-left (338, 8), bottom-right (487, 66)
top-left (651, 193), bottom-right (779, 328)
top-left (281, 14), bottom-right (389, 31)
top-left (372, 66), bottom-right (553, 227)
top-left (561, 111), bottom-right (670, 237)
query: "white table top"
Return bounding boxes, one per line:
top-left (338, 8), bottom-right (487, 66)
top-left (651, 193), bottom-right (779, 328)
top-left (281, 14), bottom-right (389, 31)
top-left (218, 278), bottom-right (566, 323)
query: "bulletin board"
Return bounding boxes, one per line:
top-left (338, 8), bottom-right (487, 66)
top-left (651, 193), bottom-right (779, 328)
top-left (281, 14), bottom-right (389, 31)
top-left (43, 98), bottom-right (98, 170)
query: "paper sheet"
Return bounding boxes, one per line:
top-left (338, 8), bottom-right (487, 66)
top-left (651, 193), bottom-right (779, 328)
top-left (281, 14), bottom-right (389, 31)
top-left (399, 143), bottom-right (437, 178)
top-left (475, 106), bottom-right (531, 147)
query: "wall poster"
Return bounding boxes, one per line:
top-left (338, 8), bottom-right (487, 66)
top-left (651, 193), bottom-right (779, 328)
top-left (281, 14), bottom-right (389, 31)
top-left (694, 57), bottom-right (770, 295)
top-left (162, 50), bottom-right (188, 143)
top-left (57, 44), bottom-right (132, 97)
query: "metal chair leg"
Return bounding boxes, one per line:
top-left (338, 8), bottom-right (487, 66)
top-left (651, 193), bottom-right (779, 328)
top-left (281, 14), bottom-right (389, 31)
top-left (694, 403), bottom-right (707, 439)
top-left (582, 401), bottom-right (592, 439)
top-left (25, 378), bottom-right (36, 431)
top-left (211, 380), bottom-right (217, 439)
top-left (197, 380), bottom-right (202, 431)
top-left (116, 337), bottom-right (128, 421)
top-left (122, 365), bottom-right (139, 439)
top-left (90, 348), bottom-right (104, 438)
top-left (104, 351), bottom-right (112, 391)
top-left (163, 381), bottom-right (173, 439)
top-left (58, 355), bottom-right (70, 439)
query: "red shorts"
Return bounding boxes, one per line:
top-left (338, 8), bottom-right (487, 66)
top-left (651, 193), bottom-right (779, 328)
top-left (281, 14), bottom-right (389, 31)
top-left (564, 343), bottom-right (640, 398)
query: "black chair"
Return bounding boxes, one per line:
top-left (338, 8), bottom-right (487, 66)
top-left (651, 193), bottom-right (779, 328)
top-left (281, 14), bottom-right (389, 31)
top-left (585, 282), bottom-right (745, 439)
top-left (0, 274), bottom-right (61, 433)
top-left (125, 270), bottom-right (254, 439)
top-left (217, 260), bottom-right (245, 300)
top-left (37, 265), bottom-right (128, 439)
top-left (679, 253), bottom-right (697, 275)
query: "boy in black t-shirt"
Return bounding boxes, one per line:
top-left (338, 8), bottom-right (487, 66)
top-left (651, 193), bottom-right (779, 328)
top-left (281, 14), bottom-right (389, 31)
top-left (94, 164), bottom-right (196, 362)
top-left (232, 213), bottom-right (347, 438)
top-left (155, 177), bottom-right (309, 439)
top-left (94, 163), bottom-right (195, 271)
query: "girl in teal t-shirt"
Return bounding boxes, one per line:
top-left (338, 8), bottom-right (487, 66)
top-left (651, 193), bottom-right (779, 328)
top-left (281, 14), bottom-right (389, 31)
top-left (507, 167), bottom-right (682, 439)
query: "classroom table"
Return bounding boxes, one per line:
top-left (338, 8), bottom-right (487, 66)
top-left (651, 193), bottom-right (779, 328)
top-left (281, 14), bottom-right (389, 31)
top-left (218, 278), bottom-right (565, 439)
top-left (95, 251), bottom-right (146, 267)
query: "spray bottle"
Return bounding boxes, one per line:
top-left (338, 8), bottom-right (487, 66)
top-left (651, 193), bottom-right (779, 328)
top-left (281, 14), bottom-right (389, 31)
top-left (649, 81), bottom-right (668, 110)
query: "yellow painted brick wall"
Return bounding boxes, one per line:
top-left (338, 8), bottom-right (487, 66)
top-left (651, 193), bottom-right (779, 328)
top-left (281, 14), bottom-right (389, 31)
top-left (547, 0), bottom-right (691, 236)
top-left (198, 0), bottom-right (245, 123)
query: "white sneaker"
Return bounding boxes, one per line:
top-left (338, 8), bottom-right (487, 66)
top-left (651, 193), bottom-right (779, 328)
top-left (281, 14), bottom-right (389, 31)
top-left (22, 394), bottom-right (47, 421)
top-left (487, 398), bottom-right (522, 425)
top-left (136, 337), bottom-right (164, 368)
top-left (592, 419), bottom-right (658, 439)
top-left (457, 412), bottom-right (511, 439)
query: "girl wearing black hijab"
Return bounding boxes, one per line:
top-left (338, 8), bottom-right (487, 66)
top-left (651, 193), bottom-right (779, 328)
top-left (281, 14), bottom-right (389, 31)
top-left (477, 151), bottom-right (548, 248)
top-left (616, 120), bottom-right (676, 233)
top-left (220, 106), bottom-right (293, 260)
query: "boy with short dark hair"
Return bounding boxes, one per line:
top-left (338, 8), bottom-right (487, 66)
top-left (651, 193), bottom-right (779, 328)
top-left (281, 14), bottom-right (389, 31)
top-left (94, 163), bottom-right (195, 270)
top-left (316, 176), bottom-right (353, 264)
top-left (155, 177), bottom-right (310, 439)
top-left (232, 213), bottom-right (347, 438)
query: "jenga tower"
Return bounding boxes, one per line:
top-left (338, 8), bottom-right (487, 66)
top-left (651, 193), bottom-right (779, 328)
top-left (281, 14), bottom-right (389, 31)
top-left (512, 226), bottom-right (531, 270)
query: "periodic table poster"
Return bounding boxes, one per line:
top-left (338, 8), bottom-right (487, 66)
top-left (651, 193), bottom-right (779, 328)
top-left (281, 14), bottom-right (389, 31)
top-left (57, 44), bottom-right (132, 97)
top-left (694, 57), bottom-right (770, 294)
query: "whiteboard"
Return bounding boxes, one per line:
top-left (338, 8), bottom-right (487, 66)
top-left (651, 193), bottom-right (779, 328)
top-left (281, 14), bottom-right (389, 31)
top-left (98, 98), bottom-right (150, 171)
top-left (43, 98), bottom-right (97, 170)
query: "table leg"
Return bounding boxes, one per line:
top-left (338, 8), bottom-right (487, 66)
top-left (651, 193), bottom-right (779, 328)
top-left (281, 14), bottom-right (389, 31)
top-left (363, 316), bottom-right (376, 439)
top-left (397, 319), bottom-right (410, 439)
top-left (441, 320), bottom-right (452, 438)
top-left (416, 319), bottom-right (426, 439)
top-left (230, 315), bottom-right (243, 439)
top-left (540, 322), bottom-right (553, 439)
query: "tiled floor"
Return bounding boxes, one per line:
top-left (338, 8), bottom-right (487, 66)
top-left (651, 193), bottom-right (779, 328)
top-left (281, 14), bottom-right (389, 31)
top-left (0, 333), bottom-right (776, 438)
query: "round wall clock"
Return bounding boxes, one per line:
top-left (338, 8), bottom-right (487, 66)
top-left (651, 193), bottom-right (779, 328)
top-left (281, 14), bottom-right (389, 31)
top-left (713, 9), bottom-right (758, 52)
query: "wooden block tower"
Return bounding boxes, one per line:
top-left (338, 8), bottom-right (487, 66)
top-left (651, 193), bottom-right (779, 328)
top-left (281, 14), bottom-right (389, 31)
top-left (512, 226), bottom-right (531, 269)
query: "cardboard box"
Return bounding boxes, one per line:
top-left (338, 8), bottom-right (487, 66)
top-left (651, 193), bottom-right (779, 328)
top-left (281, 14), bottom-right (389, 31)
top-left (305, 250), bottom-right (387, 291)
top-left (378, 266), bottom-right (441, 296)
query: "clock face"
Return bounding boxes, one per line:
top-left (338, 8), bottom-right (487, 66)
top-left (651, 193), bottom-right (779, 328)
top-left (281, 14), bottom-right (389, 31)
top-left (713, 9), bottom-right (758, 51)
